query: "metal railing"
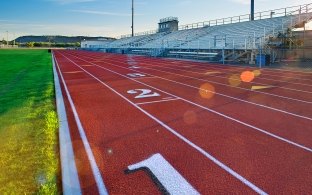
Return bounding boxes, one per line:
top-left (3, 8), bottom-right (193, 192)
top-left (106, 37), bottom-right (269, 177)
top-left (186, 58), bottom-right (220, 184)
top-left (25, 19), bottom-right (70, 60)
top-left (178, 3), bottom-right (311, 30)
top-left (117, 3), bottom-right (311, 39)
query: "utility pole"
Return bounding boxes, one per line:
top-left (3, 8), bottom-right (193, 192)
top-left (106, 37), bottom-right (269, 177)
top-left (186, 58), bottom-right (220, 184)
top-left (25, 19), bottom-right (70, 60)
top-left (131, 0), bottom-right (134, 37)
top-left (251, 0), bottom-right (254, 21)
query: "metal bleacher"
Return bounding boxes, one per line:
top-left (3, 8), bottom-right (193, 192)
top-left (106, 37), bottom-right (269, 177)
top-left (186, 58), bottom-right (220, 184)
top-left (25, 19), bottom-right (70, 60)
top-left (101, 3), bottom-right (312, 60)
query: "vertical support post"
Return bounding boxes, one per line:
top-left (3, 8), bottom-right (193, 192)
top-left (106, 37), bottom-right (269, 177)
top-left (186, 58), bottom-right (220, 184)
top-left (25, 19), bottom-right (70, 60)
top-left (197, 39), bottom-right (199, 50)
top-left (273, 23), bottom-right (275, 36)
top-left (232, 40), bottom-right (235, 60)
top-left (259, 38), bottom-right (262, 69)
top-left (303, 21), bottom-right (306, 60)
top-left (131, 0), bottom-right (134, 37)
top-left (251, 0), bottom-right (254, 21)
top-left (299, 6), bottom-right (302, 23)
top-left (253, 31), bottom-right (256, 49)
top-left (222, 48), bottom-right (225, 64)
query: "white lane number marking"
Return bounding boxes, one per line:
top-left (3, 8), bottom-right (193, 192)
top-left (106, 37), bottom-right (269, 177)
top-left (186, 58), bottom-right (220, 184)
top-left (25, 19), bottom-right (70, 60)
top-left (127, 73), bottom-right (146, 78)
top-left (127, 89), bottom-right (160, 99)
top-left (129, 66), bottom-right (140, 69)
top-left (127, 153), bottom-right (199, 195)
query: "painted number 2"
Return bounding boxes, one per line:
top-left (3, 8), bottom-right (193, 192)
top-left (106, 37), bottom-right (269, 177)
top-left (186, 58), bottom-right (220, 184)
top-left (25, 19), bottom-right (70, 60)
top-left (127, 89), bottom-right (160, 99)
top-left (126, 153), bottom-right (199, 195)
top-left (127, 73), bottom-right (146, 78)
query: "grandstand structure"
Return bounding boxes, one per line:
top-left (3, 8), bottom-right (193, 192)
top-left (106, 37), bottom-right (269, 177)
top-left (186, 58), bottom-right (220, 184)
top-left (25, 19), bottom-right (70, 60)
top-left (84, 3), bottom-right (312, 65)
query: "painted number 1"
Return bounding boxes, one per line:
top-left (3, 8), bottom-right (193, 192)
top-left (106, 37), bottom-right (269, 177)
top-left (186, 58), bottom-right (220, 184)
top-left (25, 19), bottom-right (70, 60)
top-left (127, 153), bottom-right (199, 195)
top-left (127, 89), bottom-right (160, 99)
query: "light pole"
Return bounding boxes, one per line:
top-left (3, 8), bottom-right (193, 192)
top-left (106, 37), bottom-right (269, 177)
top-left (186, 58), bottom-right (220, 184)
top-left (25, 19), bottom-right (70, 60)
top-left (251, 0), bottom-right (254, 21)
top-left (131, 0), bottom-right (134, 37)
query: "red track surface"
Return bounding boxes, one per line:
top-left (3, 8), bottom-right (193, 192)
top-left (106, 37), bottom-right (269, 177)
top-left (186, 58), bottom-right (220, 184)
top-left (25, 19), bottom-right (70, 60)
top-left (53, 50), bottom-right (312, 194)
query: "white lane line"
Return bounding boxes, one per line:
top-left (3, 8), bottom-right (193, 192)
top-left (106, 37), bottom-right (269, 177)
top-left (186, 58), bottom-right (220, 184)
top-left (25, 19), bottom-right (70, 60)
top-left (134, 69), bottom-right (312, 121)
top-left (128, 60), bottom-right (312, 93)
top-left (54, 54), bottom-right (109, 195)
top-left (162, 63), bottom-right (312, 89)
top-left (146, 57), bottom-right (312, 79)
top-left (136, 98), bottom-right (180, 105)
top-left (58, 52), bottom-right (267, 195)
top-left (167, 62), bottom-right (312, 84)
top-left (126, 58), bottom-right (312, 90)
top-left (70, 54), bottom-right (312, 120)
top-left (64, 71), bottom-right (83, 74)
top-left (140, 66), bottom-right (312, 104)
top-left (52, 53), bottom-right (82, 195)
top-left (87, 56), bottom-right (312, 103)
top-left (65, 53), bottom-right (312, 153)
top-left (195, 61), bottom-right (312, 76)
top-left (134, 76), bottom-right (157, 79)
top-left (163, 97), bottom-right (176, 100)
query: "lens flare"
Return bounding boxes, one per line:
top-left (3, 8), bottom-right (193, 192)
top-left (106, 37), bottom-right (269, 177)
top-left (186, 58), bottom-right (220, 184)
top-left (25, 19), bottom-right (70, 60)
top-left (228, 74), bottom-right (241, 87)
top-left (252, 70), bottom-right (261, 77)
top-left (107, 148), bottom-right (113, 155)
top-left (240, 71), bottom-right (255, 82)
top-left (199, 83), bottom-right (215, 99)
top-left (183, 110), bottom-right (197, 125)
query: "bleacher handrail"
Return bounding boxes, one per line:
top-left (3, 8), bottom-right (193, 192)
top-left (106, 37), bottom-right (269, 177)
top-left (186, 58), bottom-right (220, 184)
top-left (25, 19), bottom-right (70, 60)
top-left (117, 3), bottom-right (311, 39)
top-left (178, 3), bottom-right (311, 30)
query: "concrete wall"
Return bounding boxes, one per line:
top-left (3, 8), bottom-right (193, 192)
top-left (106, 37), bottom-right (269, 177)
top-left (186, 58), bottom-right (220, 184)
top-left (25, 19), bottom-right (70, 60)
top-left (81, 40), bottom-right (112, 48)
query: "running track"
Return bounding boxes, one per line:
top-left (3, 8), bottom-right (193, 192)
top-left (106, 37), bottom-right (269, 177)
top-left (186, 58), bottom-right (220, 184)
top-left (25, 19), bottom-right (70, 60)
top-left (53, 50), bottom-right (312, 194)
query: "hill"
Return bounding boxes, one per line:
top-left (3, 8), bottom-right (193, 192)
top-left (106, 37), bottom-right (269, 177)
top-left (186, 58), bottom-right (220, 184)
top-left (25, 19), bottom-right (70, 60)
top-left (15, 35), bottom-right (115, 43)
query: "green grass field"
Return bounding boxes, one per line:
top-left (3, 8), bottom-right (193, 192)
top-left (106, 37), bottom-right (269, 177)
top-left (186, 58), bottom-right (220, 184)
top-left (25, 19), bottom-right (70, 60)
top-left (0, 49), bottom-right (60, 194)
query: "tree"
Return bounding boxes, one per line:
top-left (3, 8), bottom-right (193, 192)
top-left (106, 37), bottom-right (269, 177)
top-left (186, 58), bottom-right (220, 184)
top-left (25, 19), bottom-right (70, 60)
top-left (75, 42), bottom-right (81, 47)
top-left (26, 42), bottom-right (34, 48)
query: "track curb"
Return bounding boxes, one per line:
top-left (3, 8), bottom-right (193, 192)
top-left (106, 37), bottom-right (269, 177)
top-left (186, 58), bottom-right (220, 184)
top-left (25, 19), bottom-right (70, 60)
top-left (52, 51), bottom-right (82, 195)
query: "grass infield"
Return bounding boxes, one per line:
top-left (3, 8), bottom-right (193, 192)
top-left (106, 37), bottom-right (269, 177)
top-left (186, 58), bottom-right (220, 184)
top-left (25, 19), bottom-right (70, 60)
top-left (0, 49), bottom-right (60, 194)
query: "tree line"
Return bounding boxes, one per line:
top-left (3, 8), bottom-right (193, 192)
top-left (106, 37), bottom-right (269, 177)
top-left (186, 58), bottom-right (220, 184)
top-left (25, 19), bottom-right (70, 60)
top-left (25, 42), bottom-right (81, 48)
top-left (1, 40), bottom-right (81, 48)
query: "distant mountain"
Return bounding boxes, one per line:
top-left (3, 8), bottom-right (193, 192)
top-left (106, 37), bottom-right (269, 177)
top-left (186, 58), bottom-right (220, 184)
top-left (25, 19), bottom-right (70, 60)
top-left (15, 36), bottom-right (115, 43)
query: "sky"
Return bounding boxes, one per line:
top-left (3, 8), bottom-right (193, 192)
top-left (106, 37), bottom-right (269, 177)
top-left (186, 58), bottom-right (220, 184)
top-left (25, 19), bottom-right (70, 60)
top-left (0, 0), bottom-right (311, 40)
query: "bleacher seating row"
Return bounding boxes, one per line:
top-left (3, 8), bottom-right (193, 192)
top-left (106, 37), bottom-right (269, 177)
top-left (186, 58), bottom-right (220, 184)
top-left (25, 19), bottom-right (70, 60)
top-left (99, 6), bottom-right (312, 51)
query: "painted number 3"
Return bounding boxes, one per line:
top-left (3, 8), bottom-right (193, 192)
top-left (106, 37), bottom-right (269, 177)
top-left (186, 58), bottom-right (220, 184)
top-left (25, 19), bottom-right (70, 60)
top-left (127, 89), bottom-right (160, 99)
